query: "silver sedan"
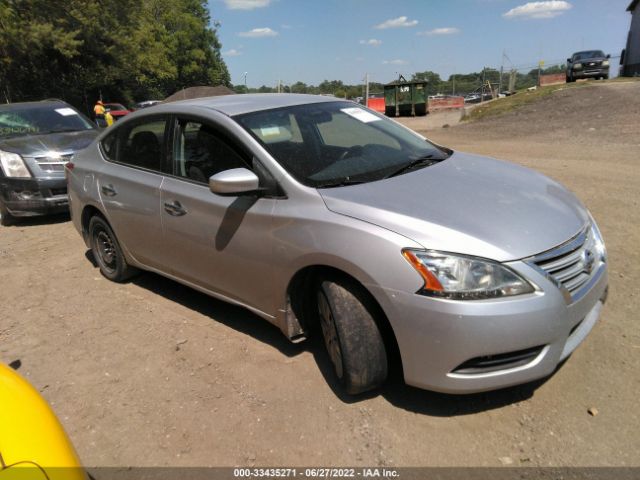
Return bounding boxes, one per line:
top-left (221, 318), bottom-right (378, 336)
top-left (66, 94), bottom-right (608, 395)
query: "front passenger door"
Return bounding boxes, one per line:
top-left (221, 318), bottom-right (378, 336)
top-left (160, 117), bottom-right (276, 315)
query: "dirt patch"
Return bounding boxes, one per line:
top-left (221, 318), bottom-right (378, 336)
top-left (1, 81), bottom-right (639, 467)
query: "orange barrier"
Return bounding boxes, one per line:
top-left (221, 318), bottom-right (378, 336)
top-left (428, 97), bottom-right (465, 111)
top-left (540, 73), bottom-right (566, 86)
top-left (366, 97), bottom-right (385, 113)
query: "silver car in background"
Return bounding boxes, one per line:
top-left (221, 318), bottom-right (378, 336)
top-left (67, 94), bottom-right (608, 395)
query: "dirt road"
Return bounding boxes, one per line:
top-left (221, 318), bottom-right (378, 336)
top-left (1, 81), bottom-right (638, 467)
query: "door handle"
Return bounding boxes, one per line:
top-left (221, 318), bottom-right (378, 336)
top-left (101, 184), bottom-right (117, 196)
top-left (164, 200), bottom-right (187, 216)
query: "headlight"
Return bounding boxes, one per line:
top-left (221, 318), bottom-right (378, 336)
top-left (0, 150), bottom-right (31, 178)
top-left (589, 217), bottom-right (607, 262)
top-left (602, 60), bottom-right (610, 67)
top-left (402, 250), bottom-right (534, 300)
top-left (573, 63), bottom-right (583, 70)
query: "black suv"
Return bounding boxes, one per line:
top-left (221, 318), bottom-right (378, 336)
top-left (566, 50), bottom-right (610, 82)
top-left (0, 100), bottom-right (99, 225)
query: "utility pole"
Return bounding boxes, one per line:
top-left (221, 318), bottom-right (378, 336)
top-left (242, 72), bottom-right (248, 92)
top-left (452, 70), bottom-right (456, 96)
top-left (499, 50), bottom-right (505, 94)
top-left (364, 73), bottom-right (370, 107)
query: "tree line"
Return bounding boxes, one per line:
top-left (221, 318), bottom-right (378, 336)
top-left (234, 65), bottom-right (568, 99)
top-left (0, 0), bottom-right (230, 113)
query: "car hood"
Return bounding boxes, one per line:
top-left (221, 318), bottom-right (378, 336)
top-left (0, 129), bottom-right (99, 157)
top-left (318, 152), bottom-right (589, 262)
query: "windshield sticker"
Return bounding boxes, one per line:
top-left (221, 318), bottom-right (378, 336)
top-left (55, 108), bottom-right (78, 116)
top-left (0, 126), bottom-right (40, 136)
top-left (341, 107), bottom-right (380, 123)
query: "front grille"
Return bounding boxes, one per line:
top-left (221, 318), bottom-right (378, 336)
top-left (530, 227), bottom-right (599, 303)
top-left (35, 153), bottom-right (73, 172)
top-left (452, 346), bottom-right (545, 375)
top-left (38, 163), bottom-right (65, 172)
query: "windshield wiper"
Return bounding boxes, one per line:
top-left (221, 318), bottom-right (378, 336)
top-left (316, 178), bottom-right (365, 189)
top-left (43, 128), bottom-right (84, 134)
top-left (384, 155), bottom-right (439, 179)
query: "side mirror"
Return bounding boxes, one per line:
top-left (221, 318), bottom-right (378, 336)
top-left (606, 54), bottom-right (611, 59)
top-left (209, 168), bottom-right (260, 196)
top-left (567, 58), bottom-right (572, 63)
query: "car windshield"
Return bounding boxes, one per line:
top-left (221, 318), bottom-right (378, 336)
top-left (235, 101), bottom-right (450, 188)
top-left (574, 51), bottom-right (605, 60)
top-left (0, 104), bottom-right (95, 139)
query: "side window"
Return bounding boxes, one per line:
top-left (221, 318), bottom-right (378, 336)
top-left (100, 131), bottom-right (118, 161)
top-left (173, 120), bottom-right (249, 183)
top-left (119, 118), bottom-right (166, 171)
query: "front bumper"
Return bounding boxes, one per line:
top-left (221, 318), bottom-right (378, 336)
top-left (573, 67), bottom-right (609, 78)
top-left (0, 176), bottom-right (69, 217)
top-left (372, 261), bottom-right (608, 394)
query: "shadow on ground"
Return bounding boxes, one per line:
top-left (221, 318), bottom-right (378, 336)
top-left (4, 212), bottom-right (70, 227)
top-left (88, 254), bottom-right (550, 417)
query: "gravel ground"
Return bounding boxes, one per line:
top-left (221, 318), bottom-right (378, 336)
top-left (1, 80), bottom-right (638, 468)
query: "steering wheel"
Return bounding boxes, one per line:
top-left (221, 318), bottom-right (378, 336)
top-left (337, 145), bottom-right (364, 161)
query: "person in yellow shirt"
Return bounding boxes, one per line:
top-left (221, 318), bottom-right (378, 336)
top-left (93, 100), bottom-right (106, 127)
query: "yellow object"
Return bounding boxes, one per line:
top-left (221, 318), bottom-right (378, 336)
top-left (105, 111), bottom-right (114, 126)
top-left (93, 103), bottom-right (105, 116)
top-left (0, 363), bottom-right (86, 480)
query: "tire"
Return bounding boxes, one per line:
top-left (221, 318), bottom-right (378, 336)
top-left (603, 75), bottom-right (609, 80)
top-left (89, 215), bottom-right (138, 282)
top-left (0, 201), bottom-right (14, 226)
top-left (316, 277), bottom-right (388, 394)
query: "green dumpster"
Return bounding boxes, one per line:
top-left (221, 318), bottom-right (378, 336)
top-left (383, 76), bottom-right (428, 117)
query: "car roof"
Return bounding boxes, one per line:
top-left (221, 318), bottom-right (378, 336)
top-left (0, 100), bottom-right (70, 111)
top-left (164, 93), bottom-right (343, 116)
top-left (573, 50), bottom-right (604, 55)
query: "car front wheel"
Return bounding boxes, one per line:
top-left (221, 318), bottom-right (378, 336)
top-left (316, 277), bottom-right (388, 395)
top-left (89, 215), bottom-right (138, 282)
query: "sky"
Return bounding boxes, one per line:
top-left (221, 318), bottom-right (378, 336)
top-left (209, 0), bottom-right (633, 87)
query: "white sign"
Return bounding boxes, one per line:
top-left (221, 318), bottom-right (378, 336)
top-left (55, 108), bottom-right (78, 116)
top-left (341, 107), bottom-right (381, 123)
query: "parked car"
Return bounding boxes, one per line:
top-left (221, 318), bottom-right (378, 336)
top-left (103, 102), bottom-right (131, 121)
top-left (0, 100), bottom-right (99, 225)
top-left (67, 94), bottom-right (608, 395)
top-left (566, 50), bottom-right (610, 82)
top-left (464, 90), bottom-right (494, 104)
top-left (0, 362), bottom-right (86, 480)
top-left (132, 100), bottom-right (161, 110)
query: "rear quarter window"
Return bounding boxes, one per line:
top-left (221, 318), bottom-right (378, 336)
top-left (100, 131), bottom-right (118, 161)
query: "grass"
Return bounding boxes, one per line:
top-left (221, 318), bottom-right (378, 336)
top-left (462, 81), bottom-right (594, 123)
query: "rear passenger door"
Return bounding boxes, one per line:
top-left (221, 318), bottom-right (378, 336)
top-left (160, 116), bottom-right (276, 314)
top-left (98, 116), bottom-right (169, 269)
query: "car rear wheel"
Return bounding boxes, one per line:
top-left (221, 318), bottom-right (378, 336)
top-left (89, 215), bottom-right (138, 282)
top-left (316, 277), bottom-right (388, 394)
top-left (0, 201), bottom-right (14, 226)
